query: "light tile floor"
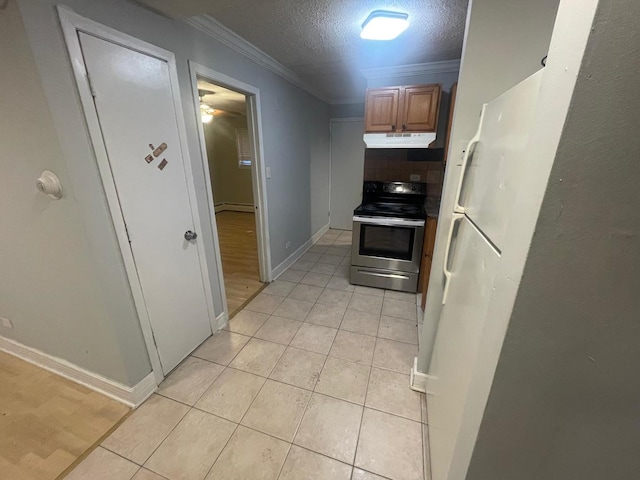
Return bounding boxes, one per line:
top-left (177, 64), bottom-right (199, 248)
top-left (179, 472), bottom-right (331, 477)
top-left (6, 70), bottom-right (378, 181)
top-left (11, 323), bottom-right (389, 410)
top-left (66, 230), bottom-right (430, 480)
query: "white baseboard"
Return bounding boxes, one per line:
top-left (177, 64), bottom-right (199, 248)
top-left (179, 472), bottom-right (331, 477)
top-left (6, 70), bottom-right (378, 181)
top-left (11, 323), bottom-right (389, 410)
top-left (214, 203), bottom-right (254, 213)
top-left (215, 311), bottom-right (229, 331)
top-left (0, 335), bottom-right (157, 407)
top-left (272, 223), bottom-right (330, 279)
top-left (410, 356), bottom-right (429, 393)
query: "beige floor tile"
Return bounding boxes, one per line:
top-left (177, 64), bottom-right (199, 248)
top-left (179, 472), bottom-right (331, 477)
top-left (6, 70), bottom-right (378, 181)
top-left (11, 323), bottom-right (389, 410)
top-left (253, 316), bottom-right (302, 345)
top-left (381, 298), bottom-right (418, 322)
top-left (290, 259), bottom-right (316, 272)
top-left (334, 265), bottom-right (350, 277)
top-left (102, 395), bottom-right (189, 464)
top-left (384, 290), bottom-right (417, 303)
top-left (326, 275), bottom-right (356, 292)
top-left (317, 288), bottom-right (352, 309)
top-left (205, 426), bottom-right (289, 480)
top-left (301, 252), bottom-right (323, 263)
top-left (310, 262), bottom-right (339, 275)
top-left (378, 316), bottom-right (418, 344)
top-left (340, 310), bottom-right (380, 337)
top-left (318, 254), bottom-right (343, 265)
top-left (372, 338), bottom-right (417, 374)
top-left (229, 338), bottom-right (285, 377)
top-left (157, 357), bottom-right (224, 405)
top-left (354, 286), bottom-right (385, 298)
top-left (423, 424), bottom-right (432, 480)
top-left (196, 368), bottom-right (265, 422)
top-left (278, 269), bottom-right (306, 283)
top-left (290, 323), bottom-right (338, 355)
top-left (279, 445), bottom-right (352, 480)
top-left (66, 447), bottom-right (138, 480)
top-left (327, 245), bottom-right (351, 256)
top-left (300, 271), bottom-right (332, 288)
top-left (315, 236), bottom-right (336, 246)
top-left (315, 356), bottom-right (371, 405)
top-left (329, 330), bottom-right (376, 365)
top-left (294, 393), bottom-right (363, 464)
top-left (269, 346), bottom-right (326, 390)
top-left (355, 409), bottom-right (423, 480)
top-left (351, 468), bottom-right (388, 480)
top-left (241, 380), bottom-right (311, 441)
top-left (132, 469), bottom-right (166, 480)
top-left (340, 255), bottom-right (351, 266)
top-left (263, 280), bottom-right (297, 297)
top-left (273, 297), bottom-right (314, 320)
top-left (225, 310), bottom-right (269, 336)
top-left (348, 293), bottom-right (383, 315)
top-left (192, 331), bottom-right (250, 366)
top-left (145, 409), bottom-right (236, 480)
top-left (365, 368), bottom-right (421, 422)
top-left (332, 237), bottom-right (352, 246)
top-left (309, 245), bottom-right (329, 254)
top-left (288, 283), bottom-right (324, 303)
top-left (305, 304), bottom-right (346, 328)
top-left (245, 292), bottom-right (285, 315)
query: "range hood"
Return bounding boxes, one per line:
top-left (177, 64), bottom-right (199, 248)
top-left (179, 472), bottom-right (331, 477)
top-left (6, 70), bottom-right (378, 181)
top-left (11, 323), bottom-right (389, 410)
top-left (364, 132), bottom-right (437, 149)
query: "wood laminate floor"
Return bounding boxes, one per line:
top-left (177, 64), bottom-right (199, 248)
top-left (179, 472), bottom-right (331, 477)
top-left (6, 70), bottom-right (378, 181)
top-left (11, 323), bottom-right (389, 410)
top-left (216, 211), bottom-right (264, 317)
top-left (0, 350), bottom-right (130, 480)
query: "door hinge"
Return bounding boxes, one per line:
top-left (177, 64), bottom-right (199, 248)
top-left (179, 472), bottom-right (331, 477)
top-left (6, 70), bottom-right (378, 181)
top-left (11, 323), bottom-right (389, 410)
top-left (86, 73), bottom-right (97, 98)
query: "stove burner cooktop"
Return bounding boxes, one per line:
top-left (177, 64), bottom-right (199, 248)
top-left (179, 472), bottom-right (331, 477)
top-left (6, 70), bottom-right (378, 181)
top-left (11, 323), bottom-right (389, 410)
top-left (354, 202), bottom-right (426, 220)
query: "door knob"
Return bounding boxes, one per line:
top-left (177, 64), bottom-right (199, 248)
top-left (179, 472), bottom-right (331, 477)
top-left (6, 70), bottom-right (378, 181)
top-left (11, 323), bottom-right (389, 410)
top-left (184, 230), bottom-right (198, 241)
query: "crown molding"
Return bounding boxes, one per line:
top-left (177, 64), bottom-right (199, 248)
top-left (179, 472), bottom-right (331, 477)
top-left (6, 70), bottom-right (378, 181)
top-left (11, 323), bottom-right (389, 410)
top-left (331, 97), bottom-right (366, 105)
top-left (361, 59), bottom-right (461, 80)
top-left (185, 15), bottom-right (330, 103)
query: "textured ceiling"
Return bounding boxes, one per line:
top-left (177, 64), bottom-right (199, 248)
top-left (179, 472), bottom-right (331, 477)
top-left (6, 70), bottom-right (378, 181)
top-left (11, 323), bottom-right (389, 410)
top-left (140, 0), bottom-right (468, 102)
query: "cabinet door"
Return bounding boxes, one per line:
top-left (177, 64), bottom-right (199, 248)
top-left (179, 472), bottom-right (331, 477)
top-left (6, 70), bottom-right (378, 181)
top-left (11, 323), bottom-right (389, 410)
top-left (401, 85), bottom-right (441, 132)
top-left (364, 87), bottom-right (400, 132)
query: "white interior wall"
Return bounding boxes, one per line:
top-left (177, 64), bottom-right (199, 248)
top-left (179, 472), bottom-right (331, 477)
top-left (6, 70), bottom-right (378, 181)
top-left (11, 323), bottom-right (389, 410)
top-left (8, 0), bottom-right (331, 387)
top-left (418, 0), bottom-right (561, 370)
top-left (0, 0), bottom-right (151, 386)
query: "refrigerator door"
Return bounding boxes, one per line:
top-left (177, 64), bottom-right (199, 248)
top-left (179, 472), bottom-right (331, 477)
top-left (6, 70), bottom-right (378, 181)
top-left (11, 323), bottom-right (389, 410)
top-left (427, 216), bottom-right (500, 480)
top-left (455, 70), bottom-right (543, 251)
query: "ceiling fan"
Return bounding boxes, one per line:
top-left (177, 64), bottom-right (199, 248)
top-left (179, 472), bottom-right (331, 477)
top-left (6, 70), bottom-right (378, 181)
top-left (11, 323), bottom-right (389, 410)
top-left (198, 89), bottom-right (242, 123)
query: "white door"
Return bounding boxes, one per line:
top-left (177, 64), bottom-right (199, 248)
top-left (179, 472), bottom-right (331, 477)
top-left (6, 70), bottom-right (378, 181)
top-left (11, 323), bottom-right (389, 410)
top-left (330, 119), bottom-right (365, 230)
top-left (458, 70), bottom-right (543, 250)
top-left (427, 217), bottom-right (500, 480)
top-left (79, 33), bottom-right (212, 374)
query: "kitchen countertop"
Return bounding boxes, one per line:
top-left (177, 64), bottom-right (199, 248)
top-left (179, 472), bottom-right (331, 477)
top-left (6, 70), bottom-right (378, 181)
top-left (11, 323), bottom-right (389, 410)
top-left (426, 198), bottom-right (441, 218)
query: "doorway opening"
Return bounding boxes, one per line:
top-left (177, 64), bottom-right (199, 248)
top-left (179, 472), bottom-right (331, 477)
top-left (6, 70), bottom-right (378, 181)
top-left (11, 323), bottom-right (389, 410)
top-left (196, 77), bottom-right (266, 317)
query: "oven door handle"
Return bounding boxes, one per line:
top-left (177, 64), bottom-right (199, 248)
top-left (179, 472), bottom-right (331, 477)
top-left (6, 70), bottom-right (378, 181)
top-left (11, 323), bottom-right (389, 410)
top-left (453, 104), bottom-right (486, 214)
top-left (353, 216), bottom-right (426, 228)
top-left (442, 213), bottom-right (464, 305)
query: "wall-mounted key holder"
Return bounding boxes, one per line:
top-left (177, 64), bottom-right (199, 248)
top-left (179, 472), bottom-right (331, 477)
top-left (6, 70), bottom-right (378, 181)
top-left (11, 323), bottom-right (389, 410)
top-left (153, 143), bottom-right (167, 157)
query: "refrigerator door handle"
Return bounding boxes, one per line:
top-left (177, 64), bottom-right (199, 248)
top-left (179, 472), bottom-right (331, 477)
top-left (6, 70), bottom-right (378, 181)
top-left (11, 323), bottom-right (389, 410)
top-left (453, 105), bottom-right (486, 214)
top-left (442, 213), bottom-right (465, 305)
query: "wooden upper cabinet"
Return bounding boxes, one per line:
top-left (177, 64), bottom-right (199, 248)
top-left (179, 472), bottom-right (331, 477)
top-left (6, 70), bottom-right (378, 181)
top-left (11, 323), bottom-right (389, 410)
top-left (364, 87), bottom-right (400, 132)
top-left (364, 84), bottom-right (441, 133)
top-left (401, 85), bottom-right (441, 132)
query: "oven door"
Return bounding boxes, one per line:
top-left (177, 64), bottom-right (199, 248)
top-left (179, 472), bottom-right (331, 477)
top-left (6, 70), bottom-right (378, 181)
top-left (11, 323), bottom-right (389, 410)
top-left (352, 216), bottom-right (425, 273)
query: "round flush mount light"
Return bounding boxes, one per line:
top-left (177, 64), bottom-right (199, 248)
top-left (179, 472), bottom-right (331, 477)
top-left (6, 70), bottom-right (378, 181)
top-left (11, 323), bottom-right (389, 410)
top-left (360, 10), bottom-right (409, 41)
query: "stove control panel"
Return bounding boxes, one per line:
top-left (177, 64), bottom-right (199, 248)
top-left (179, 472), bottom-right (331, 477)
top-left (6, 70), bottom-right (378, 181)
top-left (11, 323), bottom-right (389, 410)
top-left (382, 182), bottom-right (426, 195)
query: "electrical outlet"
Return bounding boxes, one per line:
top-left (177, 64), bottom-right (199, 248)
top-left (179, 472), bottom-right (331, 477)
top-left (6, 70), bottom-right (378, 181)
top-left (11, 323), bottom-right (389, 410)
top-left (1, 317), bottom-right (13, 329)
top-left (410, 174), bottom-right (421, 181)
top-left (285, 241), bottom-right (291, 249)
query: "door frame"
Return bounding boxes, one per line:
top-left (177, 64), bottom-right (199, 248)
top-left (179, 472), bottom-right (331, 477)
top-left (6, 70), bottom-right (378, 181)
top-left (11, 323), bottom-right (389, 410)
top-left (329, 117), bottom-right (364, 230)
top-left (58, 6), bottom-right (217, 384)
top-left (188, 62), bottom-right (273, 313)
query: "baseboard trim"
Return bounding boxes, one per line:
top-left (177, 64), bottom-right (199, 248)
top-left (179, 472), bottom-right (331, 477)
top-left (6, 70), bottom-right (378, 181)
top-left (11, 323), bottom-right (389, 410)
top-left (214, 203), bottom-right (254, 213)
top-left (272, 223), bottom-right (330, 279)
top-left (410, 356), bottom-right (429, 393)
top-left (215, 311), bottom-right (229, 331)
top-left (0, 335), bottom-right (157, 407)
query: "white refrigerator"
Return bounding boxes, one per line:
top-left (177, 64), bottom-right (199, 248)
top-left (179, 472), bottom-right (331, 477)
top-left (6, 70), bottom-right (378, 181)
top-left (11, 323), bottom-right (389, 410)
top-left (427, 70), bottom-right (544, 480)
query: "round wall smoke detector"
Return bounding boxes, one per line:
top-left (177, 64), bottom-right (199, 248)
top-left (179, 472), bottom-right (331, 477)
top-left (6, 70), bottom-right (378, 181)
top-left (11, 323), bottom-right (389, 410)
top-left (36, 170), bottom-right (63, 199)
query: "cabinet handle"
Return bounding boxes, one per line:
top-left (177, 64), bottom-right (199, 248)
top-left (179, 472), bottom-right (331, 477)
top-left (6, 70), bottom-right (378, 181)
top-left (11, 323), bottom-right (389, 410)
top-left (402, 124), bottom-right (407, 130)
top-left (391, 124), bottom-right (396, 130)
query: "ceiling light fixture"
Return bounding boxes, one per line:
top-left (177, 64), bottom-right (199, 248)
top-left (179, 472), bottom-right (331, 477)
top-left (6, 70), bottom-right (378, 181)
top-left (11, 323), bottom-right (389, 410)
top-left (200, 104), bottom-right (214, 123)
top-left (360, 10), bottom-right (409, 41)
